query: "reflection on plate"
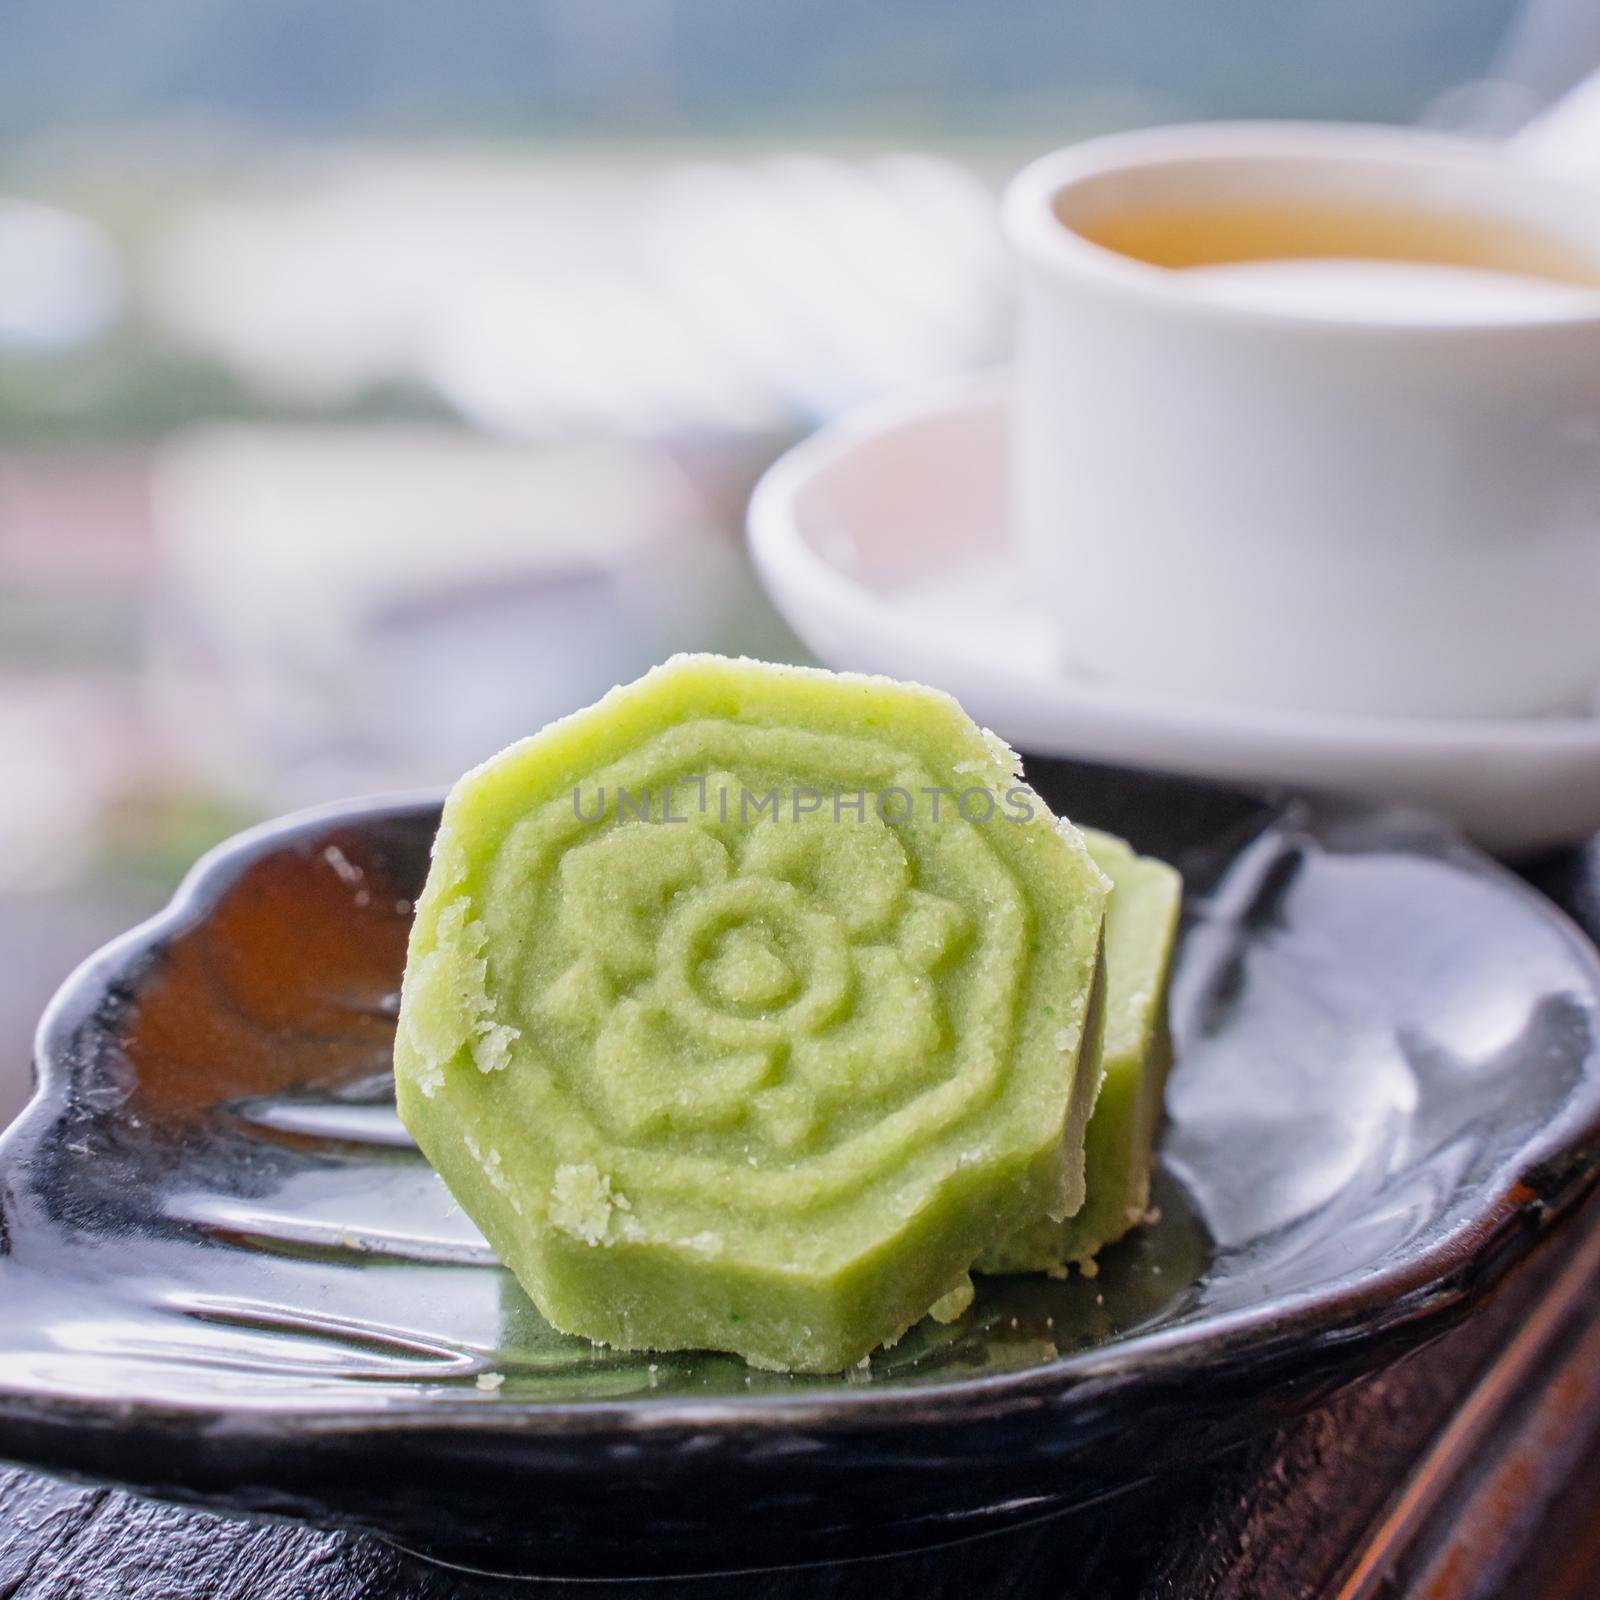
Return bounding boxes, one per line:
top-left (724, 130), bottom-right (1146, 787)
top-left (2, 763), bottom-right (1599, 1577)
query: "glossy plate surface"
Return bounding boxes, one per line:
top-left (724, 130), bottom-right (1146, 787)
top-left (3, 762), bottom-right (1599, 1577)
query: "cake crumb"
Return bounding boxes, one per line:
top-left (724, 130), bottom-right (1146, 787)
top-left (472, 1019), bottom-right (520, 1074)
top-left (979, 726), bottom-right (1023, 778)
top-left (550, 1164), bottom-right (625, 1245)
top-left (928, 1276), bottom-right (974, 1324)
top-left (476, 1371), bottom-right (505, 1392)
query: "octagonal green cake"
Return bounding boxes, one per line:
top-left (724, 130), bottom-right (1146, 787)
top-left (394, 654), bottom-right (1109, 1371)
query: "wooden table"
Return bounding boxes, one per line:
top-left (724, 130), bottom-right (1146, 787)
top-left (4, 840), bottom-right (1598, 1600)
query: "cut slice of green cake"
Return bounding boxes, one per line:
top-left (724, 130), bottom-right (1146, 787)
top-left (977, 827), bottom-right (1181, 1276)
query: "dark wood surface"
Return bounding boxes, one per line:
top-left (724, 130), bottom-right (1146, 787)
top-left (3, 838), bottom-right (1598, 1599)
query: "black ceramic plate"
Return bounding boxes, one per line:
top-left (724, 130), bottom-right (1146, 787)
top-left (3, 760), bottom-right (1600, 1579)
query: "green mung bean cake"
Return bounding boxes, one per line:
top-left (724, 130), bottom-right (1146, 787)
top-left (979, 828), bottom-right (1182, 1276)
top-left (394, 654), bottom-right (1109, 1371)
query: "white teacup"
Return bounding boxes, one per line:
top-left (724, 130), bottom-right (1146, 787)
top-left (1006, 122), bottom-right (1600, 720)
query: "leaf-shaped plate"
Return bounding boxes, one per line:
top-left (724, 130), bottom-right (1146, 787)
top-left (2, 759), bottom-right (1598, 1577)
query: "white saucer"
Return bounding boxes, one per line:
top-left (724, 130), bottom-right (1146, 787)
top-left (748, 374), bottom-right (1600, 854)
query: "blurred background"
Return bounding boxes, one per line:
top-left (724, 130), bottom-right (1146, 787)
top-left (2, 0), bottom-right (1595, 1123)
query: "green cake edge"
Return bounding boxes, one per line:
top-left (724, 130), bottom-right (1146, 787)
top-left (976, 827), bottom-right (1181, 1276)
